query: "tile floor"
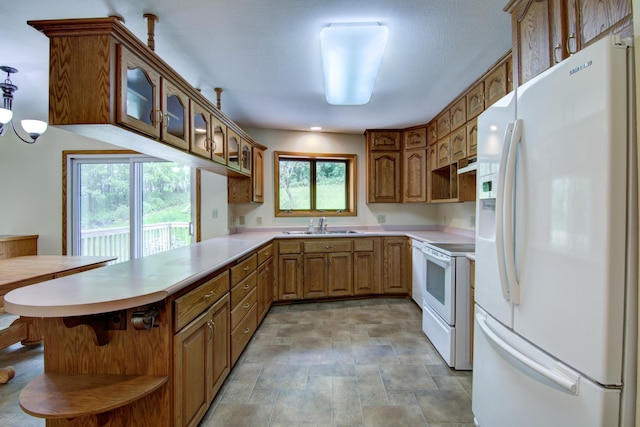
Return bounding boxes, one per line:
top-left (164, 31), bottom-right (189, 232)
top-left (0, 298), bottom-right (474, 427)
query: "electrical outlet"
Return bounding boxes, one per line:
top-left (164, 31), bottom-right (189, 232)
top-left (239, 216), bottom-right (245, 226)
top-left (377, 214), bottom-right (386, 224)
top-left (211, 209), bottom-right (218, 219)
top-left (256, 216), bottom-right (262, 225)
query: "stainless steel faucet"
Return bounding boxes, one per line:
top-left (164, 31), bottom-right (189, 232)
top-left (317, 217), bottom-right (327, 233)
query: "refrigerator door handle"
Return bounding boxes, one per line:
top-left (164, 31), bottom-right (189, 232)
top-left (502, 119), bottom-right (522, 304)
top-left (495, 122), bottom-right (514, 302)
top-left (476, 312), bottom-right (579, 395)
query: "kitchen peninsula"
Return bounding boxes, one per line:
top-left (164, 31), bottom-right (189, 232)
top-left (5, 229), bottom-right (472, 426)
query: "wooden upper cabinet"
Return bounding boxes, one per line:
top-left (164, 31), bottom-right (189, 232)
top-left (450, 127), bottom-right (467, 164)
top-left (404, 127), bottom-right (427, 150)
top-left (449, 97), bottom-right (467, 131)
top-left (118, 46), bottom-right (161, 138)
top-left (466, 81), bottom-right (485, 120)
top-left (368, 130), bottom-right (401, 151)
top-left (228, 145), bottom-right (265, 204)
top-left (484, 62), bottom-right (508, 108)
top-left (427, 121), bottom-right (438, 146)
top-left (240, 139), bottom-right (252, 175)
top-left (466, 118), bottom-right (478, 159)
top-left (252, 147), bottom-right (265, 203)
top-left (227, 130), bottom-right (241, 170)
top-left (437, 137), bottom-right (451, 169)
top-left (211, 117), bottom-right (227, 165)
top-left (161, 80), bottom-right (189, 150)
top-left (190, 101), bottom-right (212, 159)
top-left (579, 0), bottom-right (632, 46)
top-left (506, 0), bottom-right (631, 86)
top-left (368, 152), bottom-right (401, 203)
top-left (402, 148), bottom-right (427, 203)
top-left (436, 110), bottom-right (451, 138)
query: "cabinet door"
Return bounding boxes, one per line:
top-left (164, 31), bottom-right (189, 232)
top-left (118, 46), bottom-right (161, 138)
top-left (578, 0), bottom-right (632, 47)
top-left (427, 143), bottom-right (438, 203)
top-left (403, 127), bottom-right (427, 150)
top-left (354, 251), bottom-right (379, 295)
top-left (427, 121), bottom-right (438, 146)
top-left (174, 310), bottom-right (210, 427)
top-left (161, 79), bottom-right (189, 150)
top-left (436, 110), bottom-right (451, 138)
top-left (509, 0), bottom-right (553, 85)
top-left (252, 147), bottom-right (265, 203)
top-left (303, 253), bottom-right (328, 298)
top-left (227, 129), bottom-right (241, 170)
top-left (368, 152), bottom-right (401, 203)
top-left (278, 254), bottom-right (303, 300)
top-left (466, 118), bottom-right (478, 159)
top-left (449, 97), bottom-right (467, 131)
top-left (327, 252), bottom-right (353, 297)
top-left (436, 137), bottom-right (451, 168)
top-left (257, 258), bottom-right (273, 322)
top-left (450, 127), bottom-right (467, 164)
top-left (402, 148), bottom-right (427, 203)
top-left (240, 139), bottom-right (252, 175)
top-left (211, 117), bottom-right (227, 165)
top-left (466, 81), bottom-right (485, 120)
top-left (209, 295), bottom-right (230, 402)
top-left (484, 63), bottom-right (508, 108)
top-left (382, 238), bottom-right (408, 294)
top-left (190, 101), bottom-right (211, 159)
top-left (368, 130), bottom-right (401, 151)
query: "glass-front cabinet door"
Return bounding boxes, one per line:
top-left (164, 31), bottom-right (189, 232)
top-left (118, 46), bottom-right (161, 138)
top-left (240, 139), bottom-right (252, 175)
top-left (161, 80), bottom-right (189, 150)
top-left (227, 129), bottom-right (241, 170)
top-left (211, 117), bottom-right (227, 165)
top-left (190, 101), bottom-right (211, 158)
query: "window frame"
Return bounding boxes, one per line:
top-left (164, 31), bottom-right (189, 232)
top-left (274, 151), bottom-right (357, 217)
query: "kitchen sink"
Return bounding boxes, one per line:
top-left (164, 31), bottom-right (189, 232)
top-left (282, 230), bottom-right (362, 235)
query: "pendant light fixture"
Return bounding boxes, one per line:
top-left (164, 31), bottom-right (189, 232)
top-left (0, 66), bottom-right (48, 144)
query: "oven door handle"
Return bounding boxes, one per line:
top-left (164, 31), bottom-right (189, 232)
top-left (422, 251), bottom-right (450, 269)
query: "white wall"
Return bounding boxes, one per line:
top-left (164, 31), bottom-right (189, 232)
top-left (0, 127), bottom-right (233, 254)
top-left (234, 127), bottom-right (449, 230)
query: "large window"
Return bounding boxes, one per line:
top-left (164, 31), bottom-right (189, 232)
top-left (274, 152), bottom-right (357, 216)
top-left (65, 152), bottom-right (194, 262)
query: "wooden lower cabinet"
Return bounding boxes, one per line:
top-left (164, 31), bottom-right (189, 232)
top-left (274, 237), bottom-right (406, 302)
top-left (174, 294), bottom-right (230, 427)
top-left (257, 257), bottom-right (274, 323)
top-left (382, 237), bottom-right (409, 294)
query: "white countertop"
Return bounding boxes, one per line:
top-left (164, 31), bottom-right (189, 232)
top-left (4, 228), bottom-right (473, 318)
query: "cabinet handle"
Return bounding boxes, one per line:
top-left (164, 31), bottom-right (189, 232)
top-left (243, 266), bottom-right (250, 271)
top-left (204, 290), bottom-right (215, 298)
top-left (163, 112), bottom-right (171, 128)
top-left (207, 320), bottom-right (214, 340)
top-left (243, 328), bottom-right (251, 334)
top-left (566, 33), bottom-right (577, 55)
top-left (243, 284), bottom-right (250, 290)
top-left (324, 245), bottom-right (332, 249)
top-left (243, 303), bottom-right (250, 309)
top-left (151, 109), bottom-right (163, 126)
top-left (553, 43), bottom-right (562, 63)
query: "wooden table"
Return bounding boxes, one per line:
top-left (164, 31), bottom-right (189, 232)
top-left (0, 255), bottom-right (116, 383)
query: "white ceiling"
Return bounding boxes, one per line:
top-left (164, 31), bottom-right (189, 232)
top-left (1, 0), bottom-right (512, 135)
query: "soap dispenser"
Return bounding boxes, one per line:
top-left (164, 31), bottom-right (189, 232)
top-left (308, 219), bottom-right (314, 233)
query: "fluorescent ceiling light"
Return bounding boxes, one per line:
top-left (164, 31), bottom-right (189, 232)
top-left (320, 23), bottom-right (388, 106)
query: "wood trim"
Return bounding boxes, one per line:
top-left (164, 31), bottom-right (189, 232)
top-left (273, 151), bottom-right (357, 217)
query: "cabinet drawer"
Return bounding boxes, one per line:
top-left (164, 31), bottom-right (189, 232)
top-left (257, 243), bottom-right (274, 265)
top-left (303, 239), bottom-right (352, 253)
top-left (353, 238), bottom-right (375, 252)
top-left (231, 271), bottom-right (257, 307)
top-left (230, 254), bottom-right (257, 286)
top-left (174, 270), bottom-right (229, 332)
top-left (231, 287), bottom-right (257, 330)
top-left (231, 304), bottom-right (257, 365)
top-left (278, 240), bottom-right (301, 254)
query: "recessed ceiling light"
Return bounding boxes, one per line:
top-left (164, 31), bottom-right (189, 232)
top-left (310, 126), bottom-right (322, 131)
top-left (320, 23), bottom-right (389, 106)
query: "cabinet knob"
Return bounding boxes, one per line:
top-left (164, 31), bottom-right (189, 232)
top-left (243, 284), bottom-right (250, 290)
top-left (324, 245), bottom-right (332, 249)
top-left (243, 303), bottom-right (250, 309)
top-left (243, 266), bottom-right (250, 271)
top-left (243, 328), bottom-right (251, 334)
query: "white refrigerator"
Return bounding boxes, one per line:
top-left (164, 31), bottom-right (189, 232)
top-left (473, 35), bottom-right (638, 427)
